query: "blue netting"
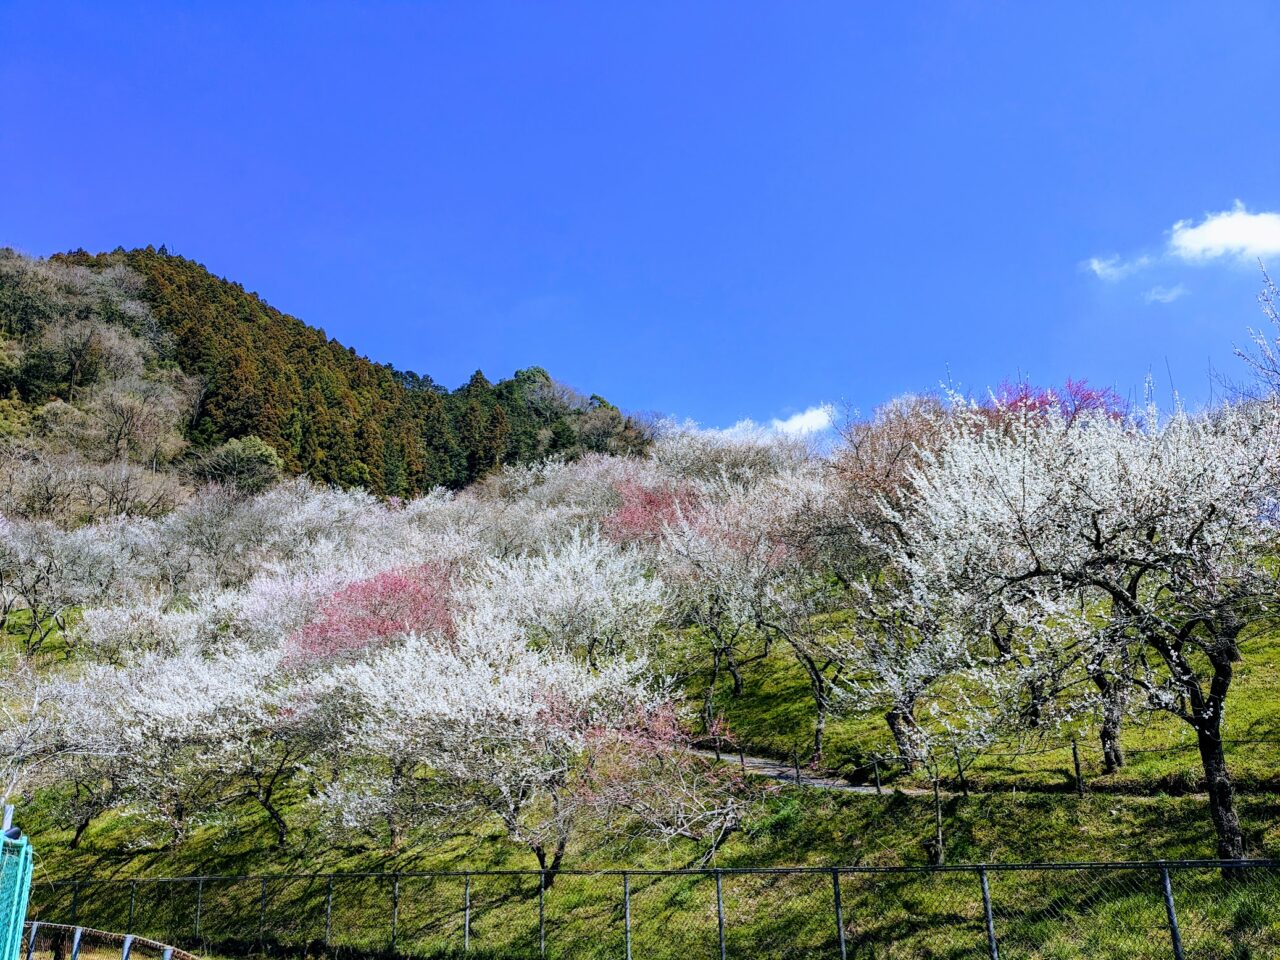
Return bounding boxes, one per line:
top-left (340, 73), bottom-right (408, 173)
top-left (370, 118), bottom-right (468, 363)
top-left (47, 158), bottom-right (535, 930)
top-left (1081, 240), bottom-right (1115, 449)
top-left (0, 836), bottom-right (33, 960)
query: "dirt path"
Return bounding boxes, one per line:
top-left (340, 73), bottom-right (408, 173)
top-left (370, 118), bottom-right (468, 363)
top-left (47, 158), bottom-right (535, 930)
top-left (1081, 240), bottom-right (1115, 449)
top-left (697, 748), bottom-right (1231, 801)
top-left (694, 749), bottom-right (936, 795)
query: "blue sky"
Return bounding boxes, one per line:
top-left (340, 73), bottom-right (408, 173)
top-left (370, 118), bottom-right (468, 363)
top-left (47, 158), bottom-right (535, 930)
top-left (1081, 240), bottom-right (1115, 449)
top-left (4, 2), bottom-right (1280, 434)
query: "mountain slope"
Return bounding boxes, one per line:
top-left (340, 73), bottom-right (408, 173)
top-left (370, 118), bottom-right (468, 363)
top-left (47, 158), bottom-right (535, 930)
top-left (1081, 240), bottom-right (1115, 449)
top-left (2, 246), bottom-right (646, 497)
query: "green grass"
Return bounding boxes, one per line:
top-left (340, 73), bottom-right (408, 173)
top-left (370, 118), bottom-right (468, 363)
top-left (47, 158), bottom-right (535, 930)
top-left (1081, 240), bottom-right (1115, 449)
top-left (688, 625), bottom-right (1280, 797)
top-left (13, 618), bottom-right (1280, 956)
top-left (22, 788), bottom-right (1280, 958)
top-left (26, 785), bottom-right (1280, 883)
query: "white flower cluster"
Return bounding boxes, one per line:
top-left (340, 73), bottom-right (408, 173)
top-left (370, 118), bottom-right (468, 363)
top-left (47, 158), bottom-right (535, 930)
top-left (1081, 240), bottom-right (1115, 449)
top-left (6, 399), bottom-right (1278, 864)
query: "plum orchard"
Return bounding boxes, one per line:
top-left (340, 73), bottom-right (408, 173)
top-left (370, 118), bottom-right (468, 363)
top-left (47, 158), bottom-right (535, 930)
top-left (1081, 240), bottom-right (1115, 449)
top-left (878, 396), bottom-right (1280, 860)
top-left (3, 391), bottom-right (1280, 867)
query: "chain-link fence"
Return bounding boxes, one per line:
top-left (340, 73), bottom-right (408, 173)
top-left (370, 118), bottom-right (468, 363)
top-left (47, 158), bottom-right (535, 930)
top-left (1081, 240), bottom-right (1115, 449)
top-left (25, 860), bottom-right (1280, 959)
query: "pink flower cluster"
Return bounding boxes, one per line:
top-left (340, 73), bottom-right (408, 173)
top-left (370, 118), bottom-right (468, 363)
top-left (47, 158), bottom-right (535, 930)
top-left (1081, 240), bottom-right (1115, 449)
top-left (603, 481), bottom-right (696, 544)
top-left (991, 378), bottom-right (1128, 422)
top-left (287, 563), bottom-right (454, 665)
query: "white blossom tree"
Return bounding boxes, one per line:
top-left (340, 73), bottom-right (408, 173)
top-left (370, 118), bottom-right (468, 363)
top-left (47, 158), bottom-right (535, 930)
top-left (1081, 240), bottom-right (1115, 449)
top-left (59, 645), bottom-right (326, 845)
top-left (321, 617), bottom-right (653, 875)
top-left (659, 466), bottom-right (845, 757)
top-left (890, 398), bottom-right (1280, 860)
top-left (465, 528), bottom-right (668, 666)
top-left (0, 516), bottom-right (125, 657)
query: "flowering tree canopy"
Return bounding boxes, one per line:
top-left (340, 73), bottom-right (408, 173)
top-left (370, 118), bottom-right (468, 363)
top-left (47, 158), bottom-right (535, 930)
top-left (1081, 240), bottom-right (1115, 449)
top-left (882, 398), bottom-right (1280, 858)
top-left (10, 348), bottom-right (1280, 870)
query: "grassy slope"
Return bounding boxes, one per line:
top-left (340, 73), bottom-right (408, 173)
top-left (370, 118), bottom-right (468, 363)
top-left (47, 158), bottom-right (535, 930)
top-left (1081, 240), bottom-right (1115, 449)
top-left (695, 625), bottom-right (1280, 797)
top-left (23, 777), bottom-right (1280, 958)
top-left (13, 624), bottom-right (1280, 956)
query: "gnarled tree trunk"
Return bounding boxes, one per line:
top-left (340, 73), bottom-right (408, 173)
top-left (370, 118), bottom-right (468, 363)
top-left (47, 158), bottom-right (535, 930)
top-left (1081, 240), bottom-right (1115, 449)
top-left (1092, 671), bottom-right (1127, 773)
top-left (1197, 726), bottom-right (1243, 861)
top-left (885, 702), bottom-right (924, 772)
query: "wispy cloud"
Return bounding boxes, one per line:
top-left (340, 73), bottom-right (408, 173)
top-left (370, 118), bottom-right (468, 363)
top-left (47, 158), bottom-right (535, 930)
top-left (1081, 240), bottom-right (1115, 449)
top-left (1169, 201), bottom-right (1280, 262)
top-left (714, 403), bottom-right (837, 440)
top-left (769, 405), bottom-right (836, 436)
top-left (1085, 254), bottom-right (1152, 282)
top-left (1085, 201), bottom-right (1280, 303)
top-left (1144, 283), bottom-right (1187, 304)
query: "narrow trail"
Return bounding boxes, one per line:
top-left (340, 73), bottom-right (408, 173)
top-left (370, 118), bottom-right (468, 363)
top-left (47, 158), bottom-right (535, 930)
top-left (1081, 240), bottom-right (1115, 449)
top-left (697, 748), bottom-right (1231, 801)
top-left (694, 749), bottom-right (937, 796)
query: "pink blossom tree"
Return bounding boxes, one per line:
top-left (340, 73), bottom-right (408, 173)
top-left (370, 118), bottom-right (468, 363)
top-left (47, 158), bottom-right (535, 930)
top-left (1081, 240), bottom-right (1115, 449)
top-left (988, 377), bottom-right (1128, 423)
top-left (603, 479), bottom-right (698, 545)
top-left (287, 562), bottom-right (455, 665)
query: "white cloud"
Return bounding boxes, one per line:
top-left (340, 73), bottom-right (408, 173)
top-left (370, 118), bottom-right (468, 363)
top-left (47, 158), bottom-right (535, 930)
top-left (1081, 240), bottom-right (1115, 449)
top-left (1085, 254), bottom-right (1151, 281)
top-left (713, 403), bottom-right (837, 440)
top-left (1144, 283), bottom-right (1187, 304)
top-left (1169, 201), bottom-right (1280, 262)
top-left (770, 404), bottom-right (836, 436)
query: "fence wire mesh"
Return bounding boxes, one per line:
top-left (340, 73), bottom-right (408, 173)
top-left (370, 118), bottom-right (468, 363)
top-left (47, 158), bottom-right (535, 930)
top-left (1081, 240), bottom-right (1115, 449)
top-left (24, 861), bottom-right (1280, 959)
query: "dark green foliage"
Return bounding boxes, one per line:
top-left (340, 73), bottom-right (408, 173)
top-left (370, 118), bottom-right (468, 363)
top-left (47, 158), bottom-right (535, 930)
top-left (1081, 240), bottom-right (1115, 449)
top-left (19, 247), bottom-right (648, 493)
top-left (191, 435), bottom-right (285, 494)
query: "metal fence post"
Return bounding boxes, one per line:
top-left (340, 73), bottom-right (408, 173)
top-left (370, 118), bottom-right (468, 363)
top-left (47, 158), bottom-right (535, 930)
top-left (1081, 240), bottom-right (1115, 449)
top-left (623, 872), bottom-right (632, 960)
top-left (715, 870), bottom-right (726, 960)
top-left (1071, 739), bottom-right (1085, 797)
top-left (324, 875), bottom-right (334, 947)
top-left (1160, 866), bottom-right (1185, 960)
top-left (127, 880), bottom-right (137, 932)
top-left (831, 868), bottom-right (846, 960)
top-left (978, 867), bottom-right (998, 960)
top-left (390, 874), bottom-right (400, 955)
top-left (539, 871), bottom-right (546, 958)
top-left (873, 759), bottom-right (882, 795)
top-left (258, 877), bottom-right (267, 949)
top-left (463, 874), bottom-right (471, 952)
top-left (194, 878), bottom-right (204, 945)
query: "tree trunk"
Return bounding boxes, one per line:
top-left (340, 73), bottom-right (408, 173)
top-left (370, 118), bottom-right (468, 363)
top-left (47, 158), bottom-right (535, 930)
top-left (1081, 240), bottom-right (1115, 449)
top-left (69, 814), bottom-right (93, 850)
top-left (813, 700), bottom-right (827, 762)
top-left (790, 646), bottom-right (829, 763)
top-left (885, 704), bottom-right (922, 772)
top-left (1167, 633), bottom-right (1244, 867)
top-left (384, 761), bottom-right (410, 851)
top-left (924, 778), bottom-right (945, 865)
top-left (1091, 671), bottom-right (1126, 772)
top-left (726, 653), bottom-right (744, 697)
top-left (1098, 718), bottom-right (1125, 774)
top-left (533, 835), bottom-right (568, 888)
top-left (1197, 725), bottom-right (1244, 861)
top-left (257, 795), bottom-right (289, 848)
top-left (703, 648), bottom-right (722, 736)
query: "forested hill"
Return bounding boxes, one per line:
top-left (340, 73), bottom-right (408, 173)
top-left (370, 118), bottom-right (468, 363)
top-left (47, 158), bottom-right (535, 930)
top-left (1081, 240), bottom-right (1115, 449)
top-left (2, 246), bottom-right (647, 497)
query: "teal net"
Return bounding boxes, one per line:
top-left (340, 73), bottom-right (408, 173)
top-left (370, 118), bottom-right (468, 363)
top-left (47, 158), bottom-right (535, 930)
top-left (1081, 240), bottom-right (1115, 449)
top-left (0, 836), bottom-right (33, 960)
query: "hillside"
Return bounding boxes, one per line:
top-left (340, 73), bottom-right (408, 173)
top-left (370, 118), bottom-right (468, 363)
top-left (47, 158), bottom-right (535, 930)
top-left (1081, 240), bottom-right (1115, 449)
top-left (7, 254), bottom-right (1280, 958)
top-left (8, 379), bottom-right (1280, 957)
top-left (1, 247), bottom-right (647, 504)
